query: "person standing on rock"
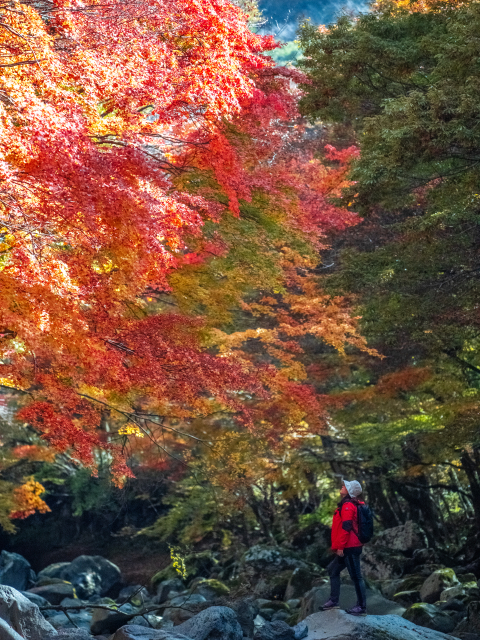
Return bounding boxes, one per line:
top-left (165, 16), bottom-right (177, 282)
top-left (322, 479), bottom-right (368, 617)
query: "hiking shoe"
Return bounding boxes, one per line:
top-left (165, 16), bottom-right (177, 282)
top-left (322, 600), bottom-right (340, 610)
top-left (346, 605), bottom-right (367, 617)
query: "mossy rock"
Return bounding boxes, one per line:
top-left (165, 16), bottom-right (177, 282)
top-left (402, 602), bottom-right (456, 634)
top-left (194, 578), bottom-right (230, 599)
top-left (420, 568), bottom-right (459, 604)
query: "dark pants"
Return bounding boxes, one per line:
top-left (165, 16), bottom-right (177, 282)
top-left (327, 547), bottom-right (367, 608)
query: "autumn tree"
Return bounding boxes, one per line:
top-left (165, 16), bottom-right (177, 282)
top-left (0, 0), bottom-right (370, 529)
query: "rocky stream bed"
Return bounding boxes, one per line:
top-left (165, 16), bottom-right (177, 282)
top-left (1, 521), bottom-right (479, 640)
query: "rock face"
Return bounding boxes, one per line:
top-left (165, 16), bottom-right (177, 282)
top-left (402, 603), bottom-right (456, 634)
top-left (420, 569), bottom-right (459, 604)
top-left (253, 620), bottom-right (295, 640)
top-left (176, 606), bottom-right (243, 640)
top-left (0, 585), bottom-right (57, 640)
top-left (372, 522), bottom-right (426, 553)
top-left (361, 546), bottom-right (409, 581)
top-left (299, 584), bottom-right (405, 620)
top-left (0, 552), bottom-right (34, 592)
top-left (303, 608), bottom-right (455, 640)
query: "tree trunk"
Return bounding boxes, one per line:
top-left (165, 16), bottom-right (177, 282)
top-left (365, 476), bottom-right (399, 529)
top-left (461, 450), bottom-right (480, 535)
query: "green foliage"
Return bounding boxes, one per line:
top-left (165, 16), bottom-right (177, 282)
top-left (0, 479), bottom-right (16, 533)
top-left (298, 492), bottom-right (338, 528)
top-left (66, 468), bottom-right (115, 517)
top-left (296, 0), bottom-right (480, 540)
top-left (141, 480), bottom-right (221, 545)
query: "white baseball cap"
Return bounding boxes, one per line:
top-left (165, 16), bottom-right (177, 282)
top-left (343, 479), bottom-right (362, 497)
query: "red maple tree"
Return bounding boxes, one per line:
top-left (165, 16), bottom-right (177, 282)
top-left (0, 0), bottom-right (363, 501)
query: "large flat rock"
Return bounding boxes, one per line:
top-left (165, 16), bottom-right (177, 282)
top-left (300, 584), bottom-right (405, 619)
top-left (303, 609), bottom-right (454, 640)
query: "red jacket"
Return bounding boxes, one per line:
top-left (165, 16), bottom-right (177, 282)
top-left (331, 499), bottom-right (363, 551)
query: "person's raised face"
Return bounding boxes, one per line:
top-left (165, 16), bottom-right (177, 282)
top-left (340, 484), bottom-right (349, 498)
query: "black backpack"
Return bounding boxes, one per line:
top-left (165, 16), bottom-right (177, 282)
top-left (356, 503), bottom-right (374, 543)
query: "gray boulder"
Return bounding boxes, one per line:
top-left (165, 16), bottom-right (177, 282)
top-left (373, 522), bottom-right (426, 553)
top-left (231, 598), bottom-right (259, 638)
top-left (37, 556), bottom-right (121, 600)
top-left (37, 564), bottom-right (70, 582)
top-left (244, 546), bottom-right (307, 574)
top-left (109, 627), bottom-right (192, 640)
top-left (361, 546), bottom-right (409, 581)
top-left (254, 620), bottom-right (295, 640)
top-left (420, 569), bottom-right (459, 604)
top-left (163, 593), bottom-right (208, 625)
top-left (440, 586), bottom-right (465, 602)
top-left (162, 593), bottom-right (208, 624)
top-left (192, 579), bottom-right (229, 601)
top-left (0, 585), bottom-right (56, 640)
top-left (303, 609), bottom-right (456, 640)
top-left (299, 584), bottom-right (405, 620)
top-left (27, 583), bottom-right (76, 604)
top-left (176, 606), bottom-right (242, 640)
top-left (46, 610), bottom-right (93, 632)
top-left (292, 622), bottom-right (308, 640)
top-left (62, 556), bottom-right (121, 599)
top-left (403, 603), bottom-right (456, 634)
top-left (0, 552), bottom-right (34, 591)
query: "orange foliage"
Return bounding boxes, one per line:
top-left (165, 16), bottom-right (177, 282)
top-left (0, 0), bottom-right (366, 491)
top-left (10, 477), bottom-right (51, 520)
top-left (12, 445), bottom-right (56, 463)
top-left (372, 0), bottom-right (467, 13)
